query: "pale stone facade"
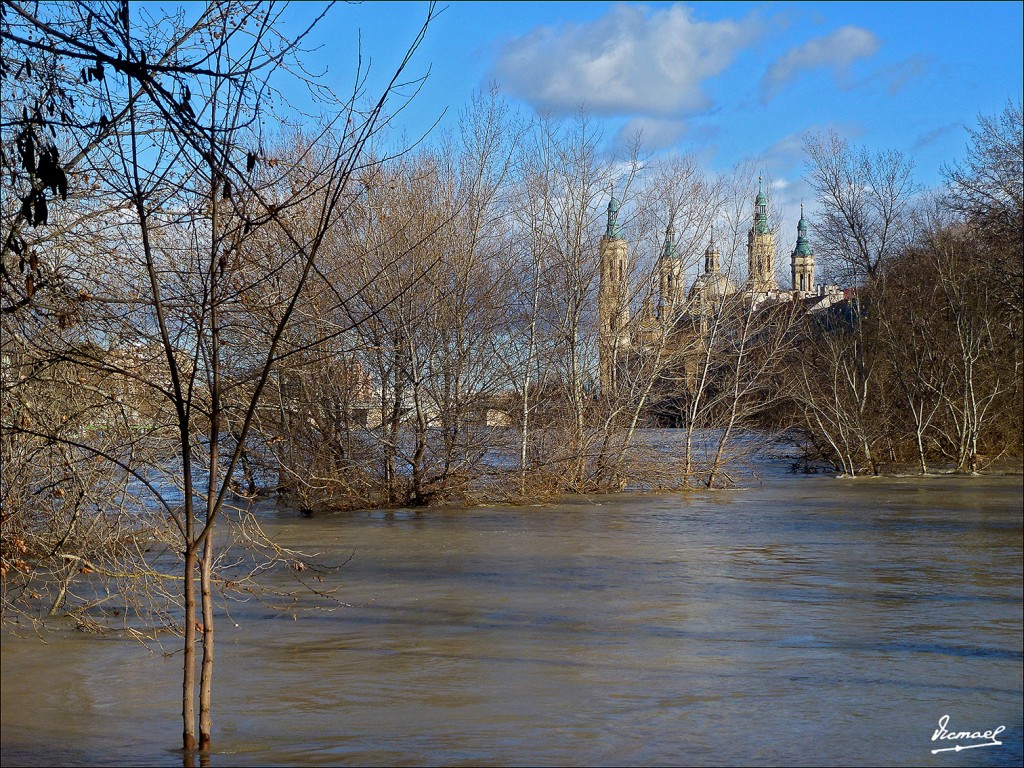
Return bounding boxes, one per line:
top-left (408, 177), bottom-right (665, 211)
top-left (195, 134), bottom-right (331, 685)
top-left (687, 232), bottom-right (737, 309)
top-left (790, 203), bottom-right (815, 298)
top-left (597, 180), bottom-right (844, 392)
top-left (656, 218), bottom-right (685, 317)
top-left (597, 195), bottom-right (632, 391)
top-left (746, 178), bottom-right (779, 294)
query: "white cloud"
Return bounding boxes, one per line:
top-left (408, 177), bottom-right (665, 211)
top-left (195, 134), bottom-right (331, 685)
top-left (761, 26), bottom-right (880, 101)
top-left (490, 4), bottom-right (761, 117)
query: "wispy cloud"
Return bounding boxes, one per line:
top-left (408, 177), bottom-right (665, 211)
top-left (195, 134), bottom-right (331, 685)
top-left (615, 116), bottom-right (690, 152)
top-left (744, 122), bottom-right (865, 176)
top-left (761, 26), bottom-right (880, 102)
top-left (490, 4), bottom-right (762, 117)
top-left (881, 56), bottom-right (928, 94)
top-left (759, 130), bottom-right (807, 170)
top-left (844, 55), bottom-right (930, 94)
top-left (912, 122), bottom-right (962, 151)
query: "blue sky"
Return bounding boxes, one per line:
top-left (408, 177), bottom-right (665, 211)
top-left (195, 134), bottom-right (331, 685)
top-left (289, 1), bottom-right (1022, 221)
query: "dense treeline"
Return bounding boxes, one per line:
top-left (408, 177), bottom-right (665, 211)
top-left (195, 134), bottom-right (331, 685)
top-left (790, 103), bottom-right (1022, 474)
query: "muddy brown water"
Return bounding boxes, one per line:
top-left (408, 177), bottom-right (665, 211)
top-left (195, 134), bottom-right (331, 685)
top-left (2, 473), bottom-right (1022, 766)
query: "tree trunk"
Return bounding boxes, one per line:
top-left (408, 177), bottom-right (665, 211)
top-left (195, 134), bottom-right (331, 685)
top-left (182, 546), bottom-right (197, 752)
top-left (199, 531), bottom-right (215, 750)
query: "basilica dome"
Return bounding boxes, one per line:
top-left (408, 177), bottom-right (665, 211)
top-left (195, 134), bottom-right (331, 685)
top-left (688, 270), bottom-right (737, 303)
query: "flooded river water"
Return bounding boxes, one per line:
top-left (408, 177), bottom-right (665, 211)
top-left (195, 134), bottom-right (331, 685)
top-left (2, 473), bottom-right (1022, 766)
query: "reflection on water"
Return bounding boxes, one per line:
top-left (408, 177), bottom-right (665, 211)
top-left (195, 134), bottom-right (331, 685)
top-left (2, 474), bottom-right (1022, 766)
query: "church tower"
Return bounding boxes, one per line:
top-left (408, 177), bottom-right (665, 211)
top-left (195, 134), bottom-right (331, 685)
top-left (656, 216), bottom-right (684, 319)
top-left (790, 203), bottom-right (815, 297)
top-left (746, 177), bottom-right (778, 293)
top-left (704, 226), bottom-right (721, 275)
top-left (598, 193), bottom-right (631, 392)
top-left (688, 225), bottom-right (737, 309)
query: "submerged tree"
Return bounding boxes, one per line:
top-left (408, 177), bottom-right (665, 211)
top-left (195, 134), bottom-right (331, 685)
top-left (1, 0), bottom-right (436, 755)
top-left (792, 106), bottom-right (1022, 473)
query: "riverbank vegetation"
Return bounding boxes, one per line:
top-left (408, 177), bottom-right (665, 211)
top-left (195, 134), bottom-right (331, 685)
top-left (1, 0), bottom-right (1021, 756)
top-left (1, 0), bottom-right (438, 754)
top-left (787, 112), bottom-right (1022, 475)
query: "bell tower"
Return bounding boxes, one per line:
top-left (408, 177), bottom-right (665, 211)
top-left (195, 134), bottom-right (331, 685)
top-left (657, 216), bottom-right (684, 319)
top-left (704, 225), bottom-right (721, 275)
top-left (790, 203), bottom-right (815, 297)
top-left (746, 176), bottom-right (778, 293)
top-left (598, 192), bottom-right (631, 392)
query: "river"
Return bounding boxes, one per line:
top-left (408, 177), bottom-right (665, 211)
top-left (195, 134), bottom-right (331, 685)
top-left (2, 473), bottom-right (1021, 766)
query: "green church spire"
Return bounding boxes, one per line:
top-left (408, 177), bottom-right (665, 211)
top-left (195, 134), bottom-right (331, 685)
top-left (661, 214), bottom-right (677, 260)
top-left (793, 202), bottom-right (812, 256)
top-left (605, 190), bottom-right (622, 239)
top-left (754, 175), bottom-right (770, 235)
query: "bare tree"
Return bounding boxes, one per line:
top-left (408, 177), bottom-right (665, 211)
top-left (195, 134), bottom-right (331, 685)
top-left (911, 210), bottom-right (1014, 471)
top-left (874, 239), bottom-right (948, 474)
top-left (789, 308), bottom-right (887, 475)
top-left (804, 130), bottom-right (915, 283)
top-left (500, 112), bottom-right (622, 492)
top-left (944, 99), bottom-right (1023, 316)
top-left (1, 0), bottom-right (436, 755)
top-left (944, 100), bottom-right (1023, 238)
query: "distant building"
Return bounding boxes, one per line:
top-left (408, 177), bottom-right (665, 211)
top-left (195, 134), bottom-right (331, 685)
top-left (597, 180), bottom-right (844, 391)
top-left (597, 194), bottom-right (632, 392)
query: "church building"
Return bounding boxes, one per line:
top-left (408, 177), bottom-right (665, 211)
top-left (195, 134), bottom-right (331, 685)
top-left (597, 179), bottom-right (842, 391)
